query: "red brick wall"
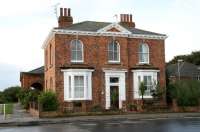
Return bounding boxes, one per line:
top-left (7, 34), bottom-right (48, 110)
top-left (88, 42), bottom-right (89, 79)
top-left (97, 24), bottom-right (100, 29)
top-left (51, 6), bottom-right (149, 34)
top-left (20, 73), bottom-right (44, 89)
top-left (44, 37), bottom-right (56, 92)
top-left (44, 34), bottom-right (166, 111)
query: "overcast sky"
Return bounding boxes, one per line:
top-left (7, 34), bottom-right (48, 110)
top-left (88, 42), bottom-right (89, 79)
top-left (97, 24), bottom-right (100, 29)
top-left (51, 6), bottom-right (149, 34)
top-left (0, 0), bottom-right (199, 90)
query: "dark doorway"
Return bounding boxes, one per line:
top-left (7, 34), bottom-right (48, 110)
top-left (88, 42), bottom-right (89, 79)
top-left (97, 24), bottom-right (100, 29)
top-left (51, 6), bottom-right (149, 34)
top-left (110, 86), bottom-right (119, 109)
top-left (31, 83), bottom-right (43, 91)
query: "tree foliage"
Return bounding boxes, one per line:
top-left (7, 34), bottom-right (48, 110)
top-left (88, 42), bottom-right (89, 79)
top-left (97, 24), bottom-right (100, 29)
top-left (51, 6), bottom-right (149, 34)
top-left (168, 51), bottom-right (200, 65)
top-left (18, 89), bottom-right (40, 109)
top-left (0, 86), bottom-right (20, 103)
top-left (167, 80), bottom-right (200, 106)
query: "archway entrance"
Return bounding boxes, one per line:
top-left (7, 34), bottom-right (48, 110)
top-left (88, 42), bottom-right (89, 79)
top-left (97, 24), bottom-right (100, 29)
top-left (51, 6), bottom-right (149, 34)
top-left (30, 82), bottom-right (43, 91)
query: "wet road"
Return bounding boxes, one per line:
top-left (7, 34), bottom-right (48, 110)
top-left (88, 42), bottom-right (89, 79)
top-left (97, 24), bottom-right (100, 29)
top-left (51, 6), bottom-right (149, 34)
top-left (1, 118), bottom-right (200, 132)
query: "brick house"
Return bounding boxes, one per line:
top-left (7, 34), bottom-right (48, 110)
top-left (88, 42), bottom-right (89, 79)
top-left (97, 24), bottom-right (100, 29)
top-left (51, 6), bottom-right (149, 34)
top-left (21, 7), bottom-right (167, 112)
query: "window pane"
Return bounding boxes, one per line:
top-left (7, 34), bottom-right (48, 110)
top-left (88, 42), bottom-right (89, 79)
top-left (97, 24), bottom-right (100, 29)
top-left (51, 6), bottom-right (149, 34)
top-left (143, 45), bottom-right (149, 53)
top-left (139, 44), bottom-right (149, 63)
top-left (114, 42), bottom-right (118, 51)
top-left (108, 43), bottom-right (113, 51)
top-left (71, 51), bottom-right (76, 61)
top-left (76, 41), bottom-right (82, 50)
top-left (71, 41), bottom-right (76, 50)
top-left (74, 76), bottom-right (84, 98)
top-left (69, 76), bottom-right (71, 98)
top-left (108, 41), bottom-right (119, 61)
top-left (71, 40), bottom-right (83, 62)
top-left (143, 76), bottom-right (152, 96)
top-left (108, 51), bottom-right (113, 61)
top-left (110, 77), bottom-right (119, 83)
top-left (114, 52), bottom-right (118, 61)
top-left (76, 51), bottom-right (82, 61)
top-left (143, 53), bottom-right (148, 63)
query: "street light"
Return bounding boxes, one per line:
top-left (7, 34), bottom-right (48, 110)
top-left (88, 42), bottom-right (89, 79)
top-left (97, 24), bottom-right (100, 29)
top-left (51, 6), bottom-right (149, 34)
top-left (177, 59), bottom-right (184, 80)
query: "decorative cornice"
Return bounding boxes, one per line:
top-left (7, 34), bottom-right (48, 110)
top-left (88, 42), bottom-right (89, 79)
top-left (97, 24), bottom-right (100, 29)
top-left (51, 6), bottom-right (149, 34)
top-left (42, 29), bottom-right (167, 49)
top-left (97, 23), bottom-right (132, 34)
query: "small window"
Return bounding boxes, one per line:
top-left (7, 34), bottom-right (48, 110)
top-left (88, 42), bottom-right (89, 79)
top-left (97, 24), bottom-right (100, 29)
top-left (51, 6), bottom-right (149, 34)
top-left (108, 41), bottom-right (120, 62)
top-left (139, 43), bottom-right (149, 64)
top-left (70, 40), bottom-right (83, 62)
top-left (110, 77), bottom-right (119, 83)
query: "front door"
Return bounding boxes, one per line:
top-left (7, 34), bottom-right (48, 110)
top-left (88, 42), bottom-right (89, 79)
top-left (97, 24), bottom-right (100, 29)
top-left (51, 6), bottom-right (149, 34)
top-left (104, 70), bottom-right (126, 110)
top-left (110, 86), bottom-right (119, 109)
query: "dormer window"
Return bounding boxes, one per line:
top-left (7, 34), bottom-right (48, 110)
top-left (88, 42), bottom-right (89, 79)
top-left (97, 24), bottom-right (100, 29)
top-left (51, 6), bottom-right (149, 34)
top-left (70, 40), bottom-right (84, 63)
top-left (139, 43), bottom-right (149, 64)
top-left (108, 41), bottom-right (120, 63)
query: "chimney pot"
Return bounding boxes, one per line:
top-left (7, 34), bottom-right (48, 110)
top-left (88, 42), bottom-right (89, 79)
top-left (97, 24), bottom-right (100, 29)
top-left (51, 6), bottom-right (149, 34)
top-left (126, 14), bottom-right (128, 21)
top-left (64, 8), bottom-right (67, 16)
top-left (130, 14), bottom-right (132, 22)
top-left (123, 14), bottom-right (125, 22)
top-left (60, 8), bottom-right (63, 16)
top-left (68, 8), bottom-right (71, 16)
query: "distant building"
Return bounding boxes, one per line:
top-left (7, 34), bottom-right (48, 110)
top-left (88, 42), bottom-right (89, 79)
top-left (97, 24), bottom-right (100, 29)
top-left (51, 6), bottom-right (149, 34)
top-left (166, 62), bottom-right (200, 82)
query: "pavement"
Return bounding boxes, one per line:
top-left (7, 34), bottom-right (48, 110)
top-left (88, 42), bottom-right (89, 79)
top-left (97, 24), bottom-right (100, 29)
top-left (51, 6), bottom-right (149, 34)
top-left (1, 103), bottom-right (200, 127)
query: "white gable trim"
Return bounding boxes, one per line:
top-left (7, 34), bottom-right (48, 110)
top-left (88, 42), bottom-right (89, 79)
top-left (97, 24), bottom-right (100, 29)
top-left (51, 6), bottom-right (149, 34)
top-left (97, 23), bottom-right (131, 34)
top-left (42, 29), bottom-right (55, 49)
top-left (42, 29), bottom-right (167, 49)
top-left (53, 29), bottom-right (167, 39)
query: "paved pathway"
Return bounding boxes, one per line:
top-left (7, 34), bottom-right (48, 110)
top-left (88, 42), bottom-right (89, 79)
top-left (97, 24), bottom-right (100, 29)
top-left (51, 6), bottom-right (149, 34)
top-left (0, 103), bottom-right (38, 122)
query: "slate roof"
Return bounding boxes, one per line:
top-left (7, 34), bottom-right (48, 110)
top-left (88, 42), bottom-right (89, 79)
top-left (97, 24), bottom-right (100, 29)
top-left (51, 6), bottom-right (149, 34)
top-left (166, 62), bottom-right (200, 78)
top-left (55, 21), bottom-right (166, 36)
top-left (27, 66), bottom-right (44, 74)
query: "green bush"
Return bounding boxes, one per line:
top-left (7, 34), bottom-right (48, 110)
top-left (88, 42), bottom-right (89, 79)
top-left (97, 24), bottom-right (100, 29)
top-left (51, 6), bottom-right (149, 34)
top-left (90, 105), bottom-right (103, 112)
top-left (0, 86), bottom-right (20, 103)
top-left (167, 80), bottom-right (200, 106)
top-left (127, 104), bottom-right (137, 111)
top-left (38, 92), bottom-right (58, 112)
top-left (18, 89), bottom-right (40, 109)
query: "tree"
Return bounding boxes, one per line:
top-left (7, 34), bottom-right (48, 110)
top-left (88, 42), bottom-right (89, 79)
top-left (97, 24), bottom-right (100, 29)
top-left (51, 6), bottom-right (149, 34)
top-left (139, 82), bottom-right (146, 101)
top-left (168, 51), bottom-right (200, 65)
top-left (1, 86), bottom-right (20, 103)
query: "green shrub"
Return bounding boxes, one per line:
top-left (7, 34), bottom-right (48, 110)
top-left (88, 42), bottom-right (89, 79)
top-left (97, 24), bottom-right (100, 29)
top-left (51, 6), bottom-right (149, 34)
top-left (127, 104), bottom-right (137, 111)
top-left (38, 92), bottom-right (58, 112)
top-left (167, 80), bottom-right (200, 106)
top-left (1, 86), bottom-right (20, 103)
top-left (17, 89), bottom-right (40, 109)
top-left (90, 105), bottom-right (103, 112)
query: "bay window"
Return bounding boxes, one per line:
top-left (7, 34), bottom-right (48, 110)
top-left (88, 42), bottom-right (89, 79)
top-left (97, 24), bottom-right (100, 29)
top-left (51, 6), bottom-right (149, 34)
top-left (62, 69), bottom-right (93, 101)
top-left (132, 70), bottom-right (159, 99)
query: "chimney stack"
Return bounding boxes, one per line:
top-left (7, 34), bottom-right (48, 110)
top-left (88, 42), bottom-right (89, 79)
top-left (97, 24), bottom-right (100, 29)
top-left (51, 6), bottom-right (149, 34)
top-left (58, 8), bottom-right (73, 28)
top-left (119, 14), bottom-right (135, 28)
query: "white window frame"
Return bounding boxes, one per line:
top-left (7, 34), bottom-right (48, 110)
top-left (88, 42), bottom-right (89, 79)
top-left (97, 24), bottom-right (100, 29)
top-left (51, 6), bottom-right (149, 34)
top-left (132, 70), bottom-right (159, 99)
top-left (70, 40), bottom-right (84, 63)
top-left (108, 41), bottom-right (120, 63)
top-left (62, 69), bottom-right (94, 101)
top-left (138, 43), bottom-right (149, 64)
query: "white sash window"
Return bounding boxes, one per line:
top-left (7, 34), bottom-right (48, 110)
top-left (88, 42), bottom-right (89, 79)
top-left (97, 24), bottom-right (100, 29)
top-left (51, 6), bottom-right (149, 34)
top-left (62, 69), bottom-right (93, 101)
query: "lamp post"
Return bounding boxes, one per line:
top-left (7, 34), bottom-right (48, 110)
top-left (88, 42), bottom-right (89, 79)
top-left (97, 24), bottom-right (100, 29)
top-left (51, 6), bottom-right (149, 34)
top-left (177, 59), bottom-right (183, 80)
